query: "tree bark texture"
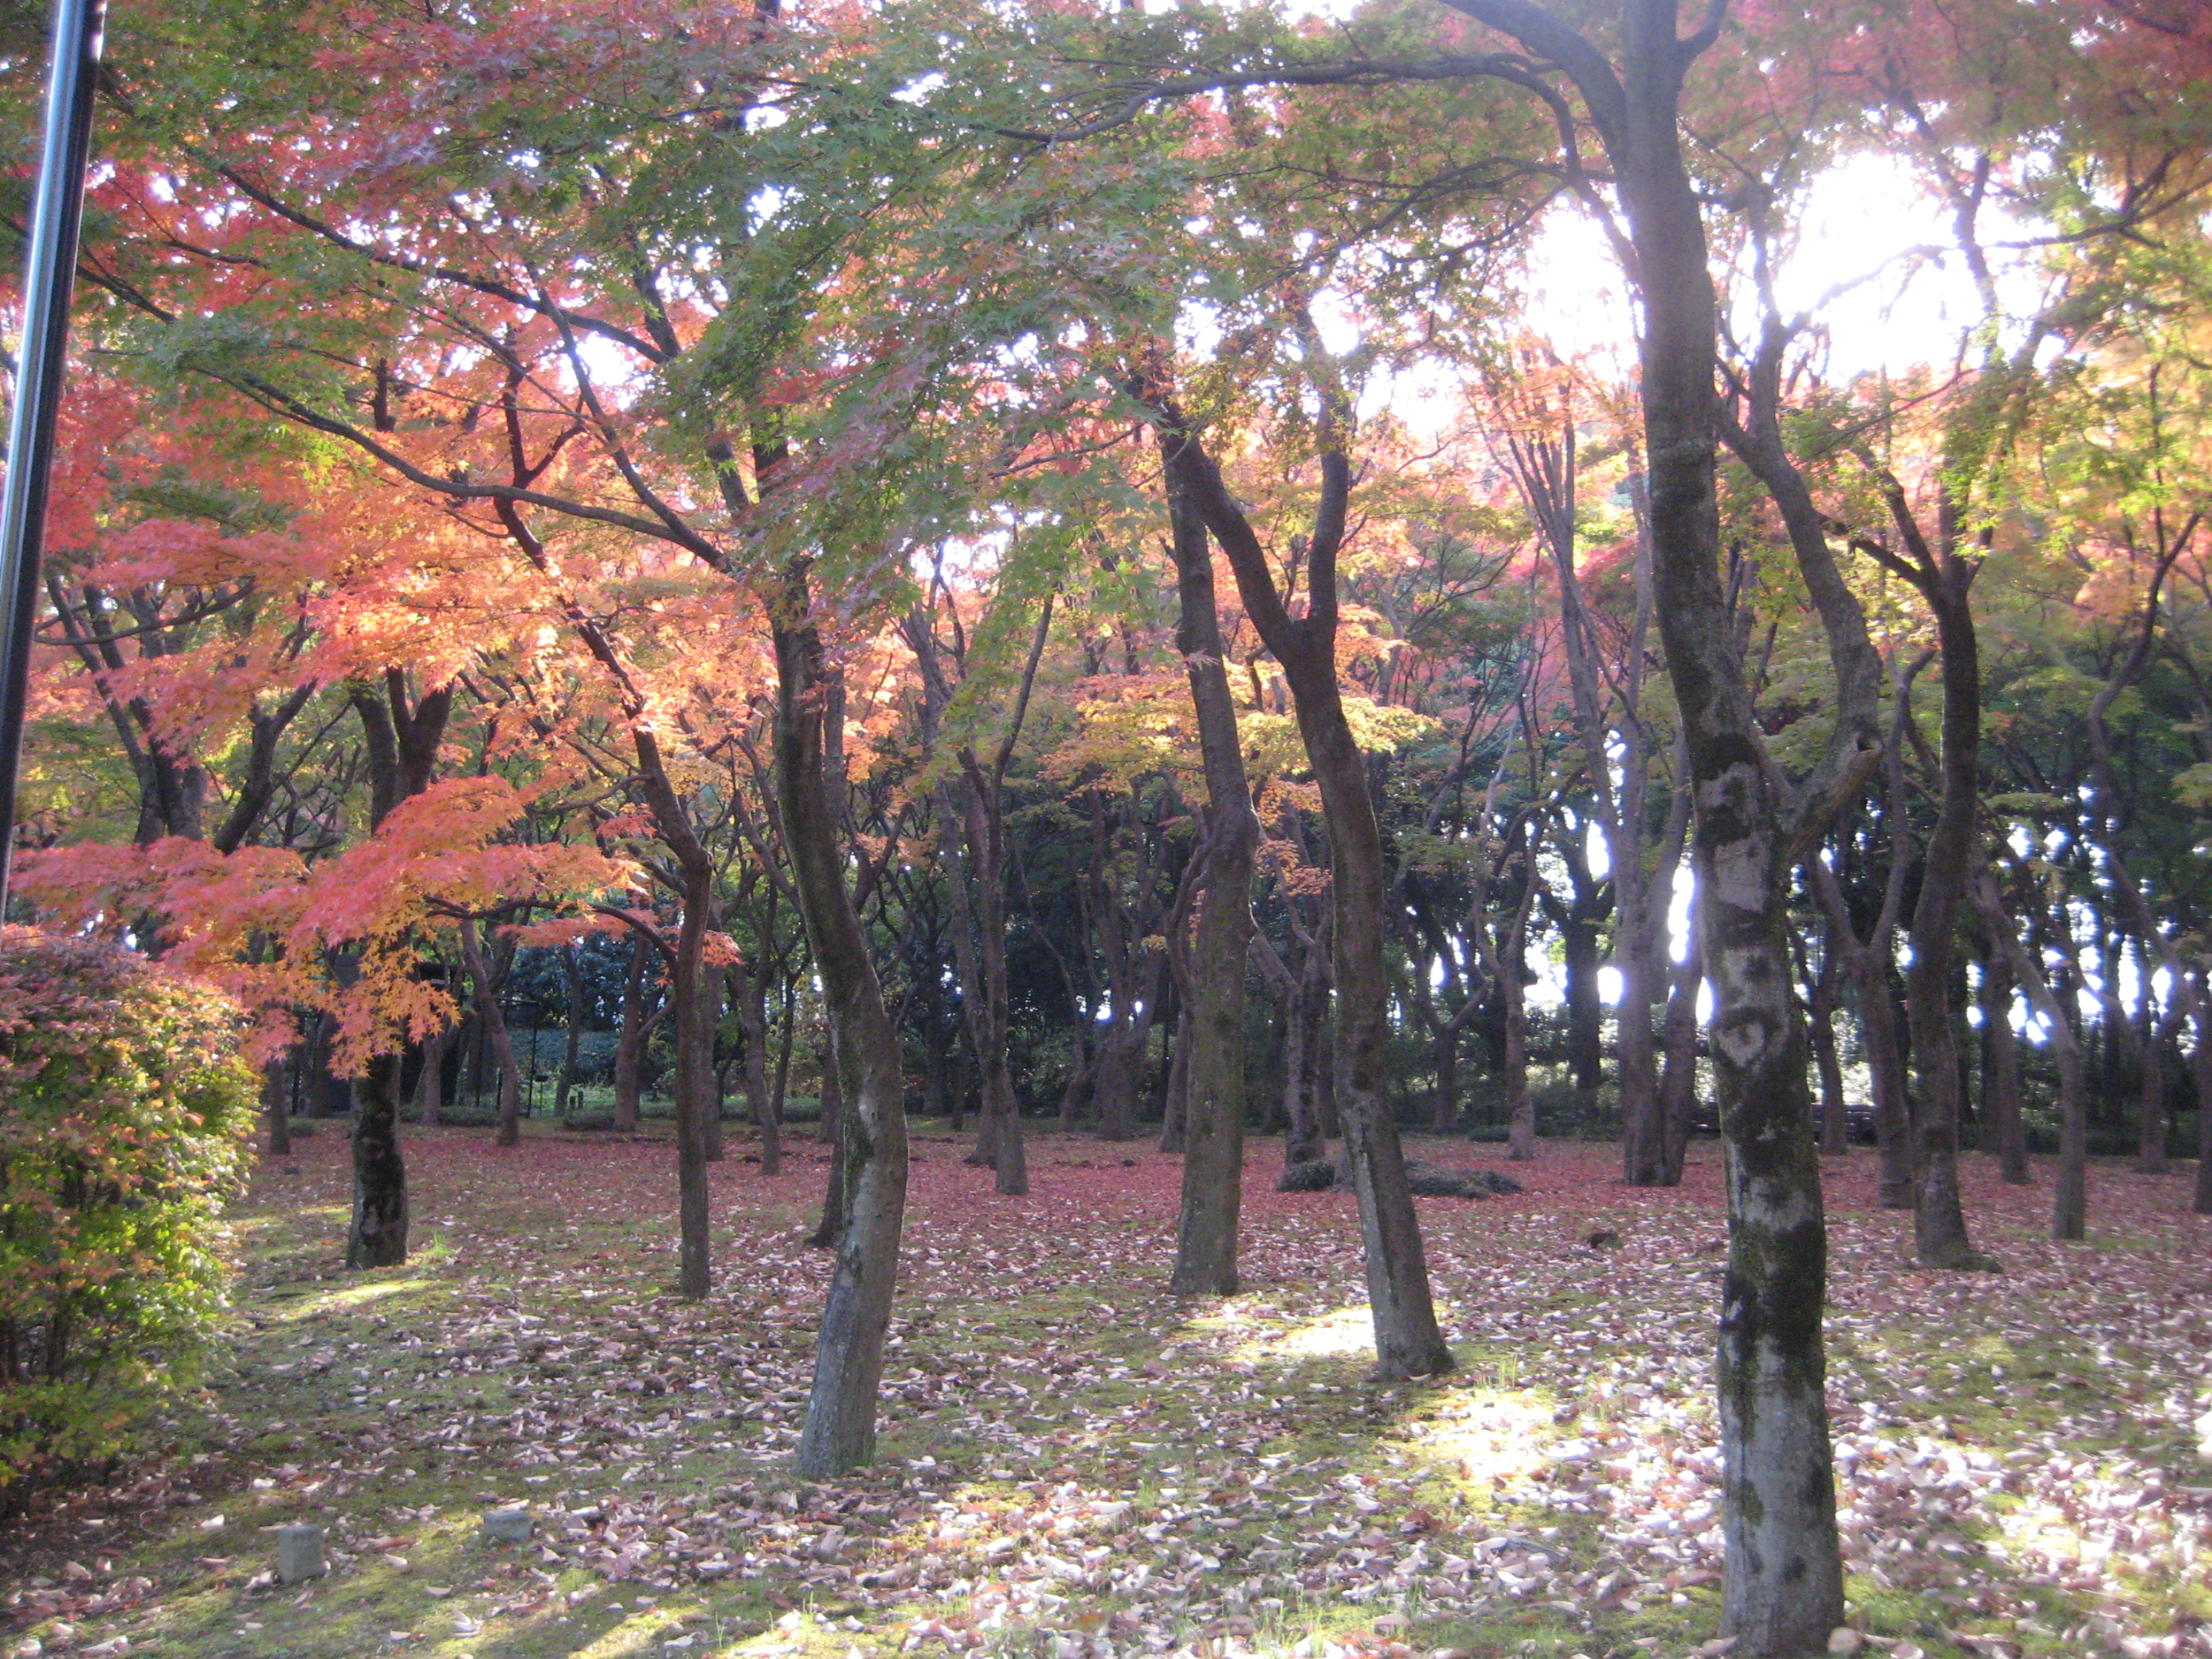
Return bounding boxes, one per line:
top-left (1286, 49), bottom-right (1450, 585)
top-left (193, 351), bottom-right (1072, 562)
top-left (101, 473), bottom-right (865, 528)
top-left (346, 1051), bottom-right (408, 1268)
top-left (776, 576), bottom-right (910, 1478)
top-left (1897, 543), bottom-right (1983, 1269)
top-left (811, 1035), bottom-right (849, 1250)
top-left (670, 864), bottom-right (714, 1300)
top-left (263, 1057), bottom-right (292, 1155)
top-left (1150, 385), bottom-right (1452, 1379)
top-left (1430, 0), bottom-right (1847, 1639)
top-left (1156, 444), bottom-right (1259, 1297)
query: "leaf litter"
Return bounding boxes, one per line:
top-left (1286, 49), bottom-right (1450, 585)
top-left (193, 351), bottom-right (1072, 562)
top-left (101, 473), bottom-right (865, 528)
top-left (0, 1131), bottom-right (2205, 1659)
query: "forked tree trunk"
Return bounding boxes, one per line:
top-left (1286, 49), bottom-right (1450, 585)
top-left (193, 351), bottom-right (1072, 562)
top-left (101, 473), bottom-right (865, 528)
top-left (1154, 442), bottom-right (1259, 1297)
top-left (1501, 414), bottom-right (1665, 1182)
top-left (906, 599), bottom-right (1051, 1198)
top-left (776, 575), bottom-right (909, 1478)
top-left (460, 919), bottom-right (525, 1148)
top-left (346, 1051), bottom-right (408, 1268)
top-left (1150, 383), bottom-right (1453, 1380)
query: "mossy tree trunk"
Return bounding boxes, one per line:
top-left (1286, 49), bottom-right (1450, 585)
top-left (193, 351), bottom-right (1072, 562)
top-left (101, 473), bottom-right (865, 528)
top-left (1150, 419), bottom-right (1259, 1297)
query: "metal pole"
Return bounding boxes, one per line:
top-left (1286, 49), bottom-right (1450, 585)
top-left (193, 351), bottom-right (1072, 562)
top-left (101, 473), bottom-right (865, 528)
top-left (0, 0), bottom-right (108, 911)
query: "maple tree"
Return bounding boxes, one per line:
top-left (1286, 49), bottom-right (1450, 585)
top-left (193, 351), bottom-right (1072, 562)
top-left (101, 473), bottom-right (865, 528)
top-left (3, 4), bottom-right (2212, 1651)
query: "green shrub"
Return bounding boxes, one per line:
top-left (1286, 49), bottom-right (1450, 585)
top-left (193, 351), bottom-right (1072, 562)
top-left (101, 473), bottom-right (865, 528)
top-left (0, 927), bottom-right (255, 1502)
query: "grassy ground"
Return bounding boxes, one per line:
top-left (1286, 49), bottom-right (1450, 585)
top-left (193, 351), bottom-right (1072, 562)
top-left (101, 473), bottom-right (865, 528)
top-left (2, 1128), bottom-right (2206, 1659)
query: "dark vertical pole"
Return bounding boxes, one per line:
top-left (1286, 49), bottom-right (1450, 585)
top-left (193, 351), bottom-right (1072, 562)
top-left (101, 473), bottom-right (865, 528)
top-left (0, 0), bottom-right (107, 910)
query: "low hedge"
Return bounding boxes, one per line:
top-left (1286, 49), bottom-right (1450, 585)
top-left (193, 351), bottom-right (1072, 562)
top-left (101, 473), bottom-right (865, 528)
top-left (0, 928), bottom-right (256, 1505)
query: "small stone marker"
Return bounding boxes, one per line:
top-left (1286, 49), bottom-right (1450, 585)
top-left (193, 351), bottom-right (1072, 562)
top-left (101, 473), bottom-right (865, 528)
top-left (481, 1506), bottom-right (533, 1544)
top-left (276, 1523), bottom-right (327, 1583)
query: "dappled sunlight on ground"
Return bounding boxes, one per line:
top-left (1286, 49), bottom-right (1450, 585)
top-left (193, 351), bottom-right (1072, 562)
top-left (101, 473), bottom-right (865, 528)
top-left (0, 1127), bottom-right (2204, 1659)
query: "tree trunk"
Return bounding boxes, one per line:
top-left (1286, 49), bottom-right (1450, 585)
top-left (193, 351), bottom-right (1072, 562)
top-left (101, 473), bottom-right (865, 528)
top-left (1861, 956), bottom-right (1915, 1207)
top-left (614, 931), bottom-right (649, 1134)
top-left (907, 599), bottom-right (1051, 1199)
top-left (415, 1023), bottom-right (449, 1127)
top-left (2190, 972), bottom-right (2212, 1217)
top-left (772, 976), bottom-right (798, 1127)
top-left (460, 918), bottom-right (525, 1148)
top-left (346, 1051), bottom-right (408, 1268)
top-left (1808, 940), bottom-right (1848, 1157)
top-left (264, 1056), bottom-right (293, 1155)
top-left (1502, 962), bottom-right (1534, 1162)
top-left (701, 950), bottom-right (725, 1165)
top-left (776, 575), bottom-right (910, 1479)
top-left (1057, 1030), bottom-right (1090, 1131)
top-left (1561, 902), bottom-right (1604, 1093)
top-left (1281, 938), bottom-right (1325, 1167)
top-left (2134, 985), bottom-right (2175, 1175)
top-left (1615, 951), bottom-right (1664, 1184)
top-left (1430, 0), bottom-right (1847, 1637)
top-left (810, 1033), bottom-right (847, 1249)
top-left (1980, 946), bottom-right (2029, 1185)
top-left (1151, 381), bottom-right (1452, 1380)
top-left (737, 965), bottom-right (781, 1175)
top-left (1902, 550), bottom-right (1983, 1269)
top-left (1157, 1005), bottom-right (1192, 1155)
top-left (664, 870), bottom-right (714, 1300)
top-left (1156, 445), bottom-right (1260, 1296)
top-left (1974, 865), bottom-right (2087, 1237)
top-left (555, 940), bottom-right (584, 1121)
top-left (1476, 820), bottom-right (1544, 1165)
top-left (1656, 931), bottom-right (1703, 1185)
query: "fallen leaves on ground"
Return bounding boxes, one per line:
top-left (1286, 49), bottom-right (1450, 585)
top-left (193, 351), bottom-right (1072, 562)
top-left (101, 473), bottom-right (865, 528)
top-left (0, 1129), bottom-right (2205, 1659)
